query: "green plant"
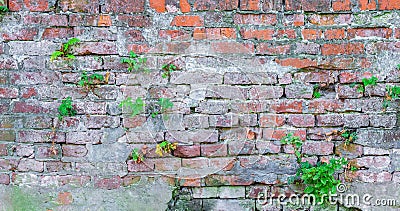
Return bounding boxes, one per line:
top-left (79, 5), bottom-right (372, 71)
top-left (383, 85), bottom-right (400, 109)
top-left (341, 130), bottom-right (357, 146)
top-left (155, 140), bottom-right (177, 156)
top-left (280, 133), bottom-right (303, 162)
top-left (397, 64), bottom-right (400, 70)
top-left (356, 76), bottom-right (378, 93)
top-left (350, 166), bottom-right (358, 172)
top-left (161, 64), bottom-right (177, 78)
top-left (298, 158), bottom-right (348, 202)
top-left (0, 6), bottom-right (8, 12)
top-left (131, 148), bottom-right (144, 163)
top-left (58, 96), bottom-right (77, 121)
top-left (78, 71), bottom-right (106, 90)
top-left (120, 51), bottom-right (147, 72)
top-left (313, 84), bottom-right (321, 98)
top-left (151, 98), bottom-right (174, 118)
top-left (50, 38), bottom-right (80, 61)
top-left (119, 97), bottom-right (145, 117)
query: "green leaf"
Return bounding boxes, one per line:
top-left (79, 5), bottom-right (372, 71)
top-left (304, 186), bottom-right (314, 194)
top-left (50, 51), bottom-right (64, 61)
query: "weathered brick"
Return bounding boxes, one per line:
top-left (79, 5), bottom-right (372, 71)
top-left (286, 0), bottom-right (331, 11)
top-left (308, 14), bottom-right (351, 26)
top-left (117, 15), bottom-right (152, 27)
top-left (348, 28), bottom-right (392, 39)
top-left (59, 0), bottom-right (99, 13)
top-left (335, 143), bottom-right (363, 158)
top-left (324, 29), bottom-right (346, 40)
top-left (322, 43), bottom-right (364, 55)
top-left (293, 43), bottom-right (320, 55)
top-left (35, 145), bottom-right (60, 160)
top-left (263, 129), bottom-right (306, 141)
top-left (369, 114), bottom-right (397, 128)
top-left (195, 101), bottom-right (228, 114)
top-left (154, 158), bottom-right (181, 171)
top-left (379, 0), bottom-right (400, 10)
top-left (201, 144), bottom-right (228, 157)
top-left (259, 114), bottom-right (285, 127)
top-left (0, 88), bottom-right (18, 99)
top-left (18, 158), bottom-right (44, 172)
top-left (171, 16), bottom-right (204, 27)
top-left (228, 140), bottom-right (256, 155)
top-left (285, 84), bottom-right (313, 99)
top-left (127, 160), bottom-right (154, 172)
top-left (0, 144), bottom-right (7, 156)
top-left (275, 58), bottom-right (317, 69)
top-left (224, 72), bottom-right (277, 85)
top-left (302, 141), bottom-right (334, 155)
top-left (62, 145), bottom-right (88, 157)
top-left (173, 145), bottom-right (201, 158)
top-left (234, 14), bottom-right (277, 25)
top-left (166, 130), bottom-right (218, 144)
top-left (316, 114), bottom-right (344, 126)
top-left (171, 71), bottom-right (222, 84)
top-left (10, 71), bottom-right (60, 85)
top-left (270, 100), bottom-right (303, 113)
top-left (256, 141), bottom-right (281, 154)
top-left (0, 174), bottom-right (10, 185)
top-left (103, 0), bottom-right (144, 13)
top-left (356, 156), bottom-right (391, 170)
top-left (343, 114), bottom-right (369, 128)
top-left (193, 0), bottom-right (238, 11)
top-left (182, 157), bottom-right (210, 169)
top-left (18, 130), bottom-right (65, 143)
top-left (333, 0), bottom-right (351, 11)
top-left (248, 86), bottom-right (283, 99)
top-left (359, 0), bottom-right (377, 10)
top-left (287, 114), bottom-right (315, 127)
top-left (256, 43), bottom-right (291, 55)
top-left (2, 27), bottom-right (39, 41)
top-left (284, 14), bottom-right (304, 26)
top-left (302, 29), bottom-right (322, 40)
top-left (209, 114), bottom-right (239, 127)
top-left (94, 176), bottom-right (121, 190)
top-left (42, 28), bottom-right (74, 39)
top-left (66, 131), bottom-right (102, 144)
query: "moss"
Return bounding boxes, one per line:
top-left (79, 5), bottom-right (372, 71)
top-left (11, 186), bottom-right (40, 211)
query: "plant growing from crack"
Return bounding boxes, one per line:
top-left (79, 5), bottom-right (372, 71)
top-left (155, 140), bottom-right (177, 156)
top-left (78, 71), bottom-right (109, 91)
top-left (313, 84), bottom-right (321, 98)
top-left (131, 148), bottom-right (144, 163)
top-left (119, 97), bottom-right (145, 117)
top-left (383, 85), bottom-right (400, 110)
top-left (161, 63), bottom-right (177, 78)
top-left (341, 129), bottom-right (358, 146)
top-left (120, 51), bottom-right (148, 72)
top-left (150, 98), bottom-right (174, 118)
top-left (355, 76), bottom-right (378, 94)
top-left (280, 133), bottom-right (303, 162)
top-left (50, 38), bottom-right (80, 61)
top-left (0, 0), bottom-right (8, 12)
top-left (58, 96), bottom-right (77, 121)
top-left (280, 133), bottom-right (348, 204)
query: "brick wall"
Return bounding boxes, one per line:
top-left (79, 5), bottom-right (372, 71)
top-left (0, 0), bottom-right (399, 210)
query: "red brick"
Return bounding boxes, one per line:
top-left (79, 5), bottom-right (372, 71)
top-left (193, 0), bottom-right (238, 11)
top-left (259, 114), bottom-right (285, 127)
top-left (103, 0), bottom-right (144, 13)
top-left (359, 0), bottom-right (377, 10)
top-left (240, 0), bottom-right (260, 10)
top-left (276, 29), bottom-right (296, 39)
top-left (270, 100), bottom-right (303, 113)
top-left (322, 43), bottom-right (364, 55)
top-left (42, 28), bottom-right (74, 39)
top-left (98, 15), bottom-right (112, 26)
top-left (316, 114), bottom-right (344, 126)
top-left (201, 144), bottom-right (228, 157)
top-left (234, 14), bottom-right (277, 25)
top-left (0, 88), bottom-right (18, 99)
top-left (379, 0), bottom-right (400, 10)
top-left (275, 58), bottom-right (317, 69)
top-left (180, 0), bottom-right (190, 12)
top-left (0, 174), bottom-right (10, 185)
top-left (307, 99), bottom-right (343, 113)
top-left (182, 157), bottom-right (209, 169)
top-left (284, 14), bottom-right (305, 26)
top-left (256, 43), bottom-right (291, 55)
top-left (347, 28), bottom-right (392, 39)
top-left (211, 41), bottom-right (254, 54)
top-left (126, 44), bottom-right (149, 54)
top-left (75, 42), bottom-right (118, 55)
top-left (308, 14), bottom-right (351, 26)
top-left (357, 171), bottom-right (392, 183)
top-left (395, 28), bottom-right (400, 39)
top-left (2, 28), bottom-right (39, 41)
top-left (0, 159), bottom-right (18, 171)
top-left (9, 0), bottom-right (23, 11)
top-left (333, 0), bottom-right (351, 11)
top-left (62, 145), bottom-right (87, 157)
top-left (13, 102), bottom-right (50, 114)
top-left (154, 158), bottom-right (181, 171)
top-left (173, 145), bottom-right (201, 158)
top-left (0, 144), bottom-right (7, 156)
top-left (286, 0), bottom-right (330, 11)
top-left (302, 141), bottom-right (334, 155)
top-left (171, 15), bottom-right (204, 27)
top-left (17, 158), bottom-right (44, 172)
top-left (58, 192), bottom-right (73, 205)
top-left (240, 29), bottom-right (274, 40)
top-left (127, 160), bottom-right (154, 172)
top-left (324, 29), bottom-right (346, 40)
top-left (24, 0), bottom-right (49, 11)
top-left (150, 0), bottom-right (165, 12)
top-left (263, 129), bottom-right (306, 141)
top-left (59, 0), bottom-right (99, 13)
top-left (94, 176), bottom-right (121, 190)
top-left (287, 114), bottom-right (315, 127)
top-left (302, 29), bottom-right (322, 40)
top-left (159, 29), bottom-right (189, 40)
